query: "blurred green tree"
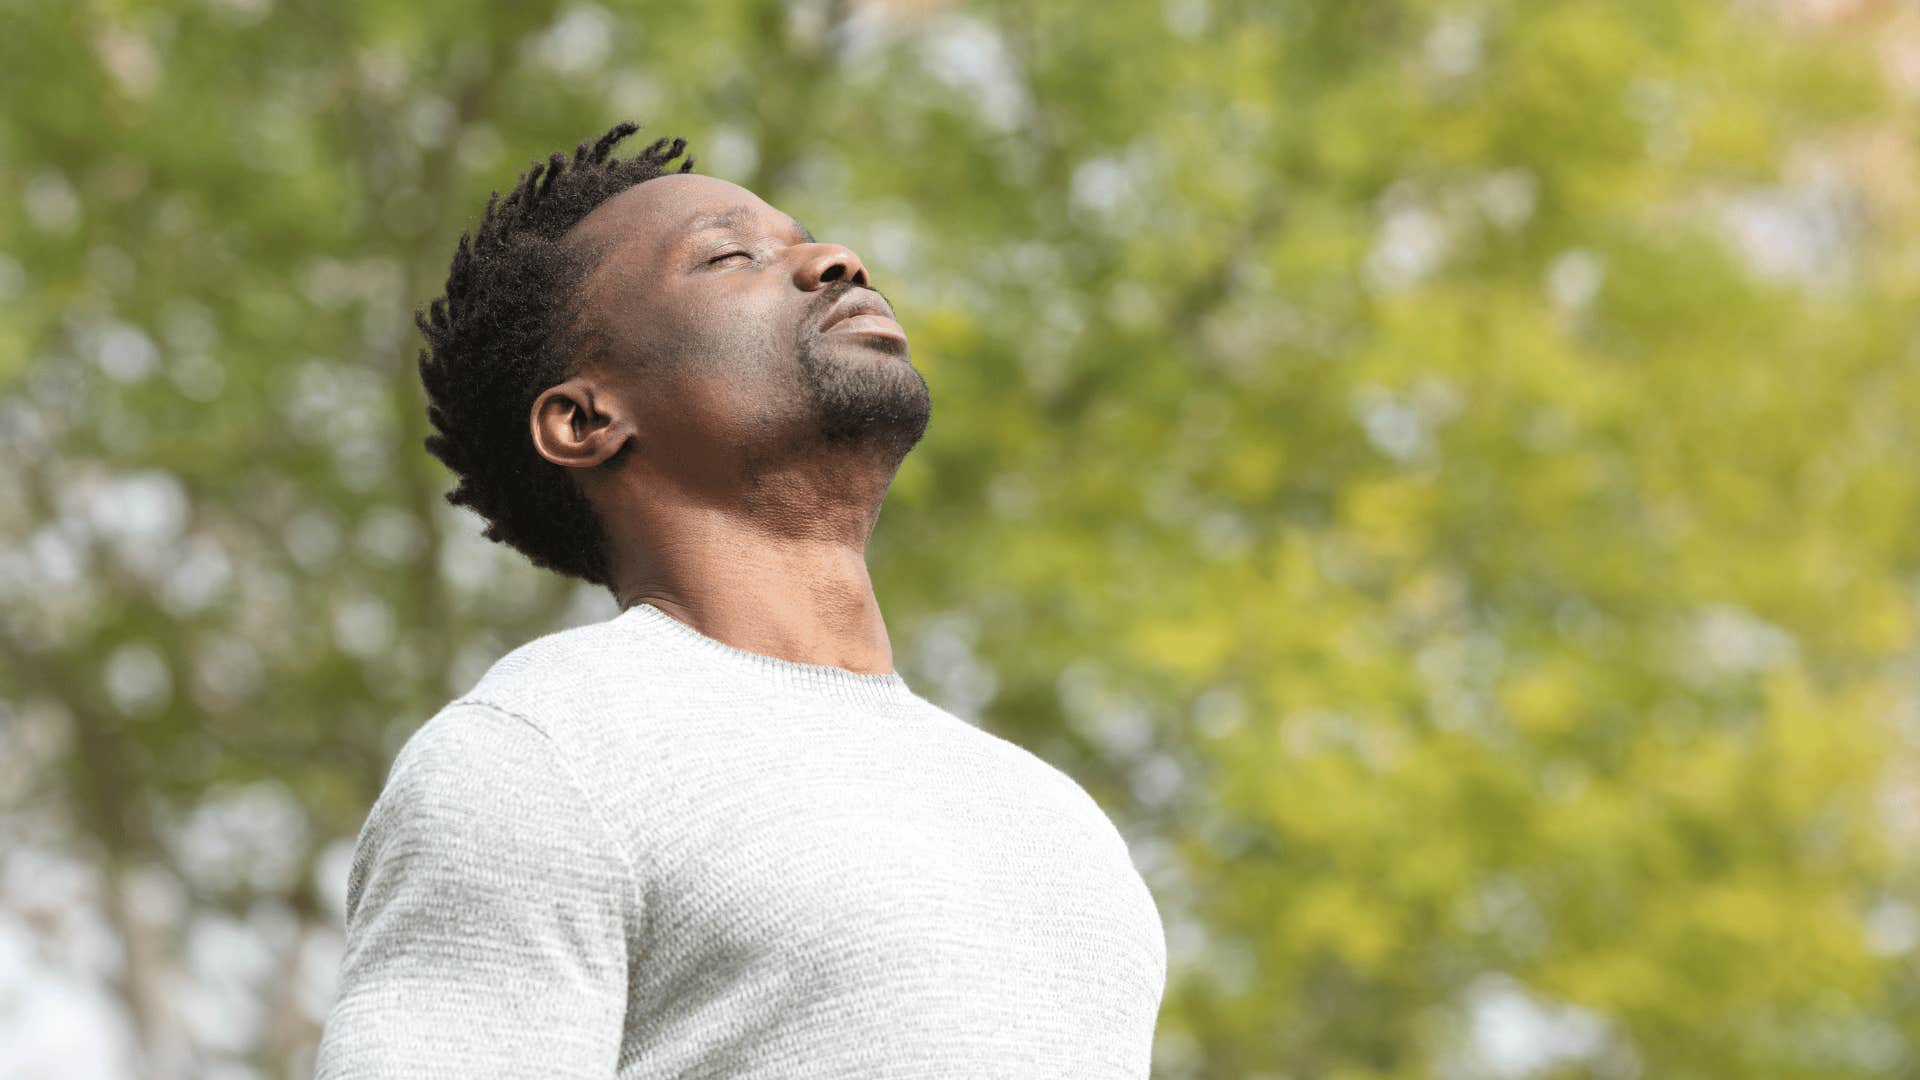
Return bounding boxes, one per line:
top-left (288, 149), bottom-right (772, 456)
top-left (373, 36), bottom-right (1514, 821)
top-left (1, 0), bottom-right (1916, 1077)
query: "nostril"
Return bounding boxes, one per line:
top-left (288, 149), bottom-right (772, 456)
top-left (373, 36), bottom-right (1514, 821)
top-left (820, 263), bottom-right (845, 283)
top-left (850, 267), bottom-right (868, 287)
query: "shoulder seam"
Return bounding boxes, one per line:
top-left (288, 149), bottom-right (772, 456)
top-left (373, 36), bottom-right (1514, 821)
top-left (445, 695), bottom-right (646, 928)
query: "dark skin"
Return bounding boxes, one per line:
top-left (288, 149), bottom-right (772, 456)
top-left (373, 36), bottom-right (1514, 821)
top-left (528, 174), bottom-right (932, 675)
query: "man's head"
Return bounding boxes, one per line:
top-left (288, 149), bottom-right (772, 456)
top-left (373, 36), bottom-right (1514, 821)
top-left (415, 122), bottom-right (930, 590)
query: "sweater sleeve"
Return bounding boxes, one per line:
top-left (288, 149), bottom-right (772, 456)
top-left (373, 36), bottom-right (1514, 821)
top-left (315, 701), bottom-right (634, 1079)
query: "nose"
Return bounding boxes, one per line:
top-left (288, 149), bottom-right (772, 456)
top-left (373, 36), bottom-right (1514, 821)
top-left (793, 243), bottom-right (870, 291)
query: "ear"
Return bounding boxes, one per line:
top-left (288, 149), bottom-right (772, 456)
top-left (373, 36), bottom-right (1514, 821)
top-left (530, 377), bottom-right (633, 470)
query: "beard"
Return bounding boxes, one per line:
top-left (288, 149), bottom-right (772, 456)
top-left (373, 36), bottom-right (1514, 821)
top-left (794, 298), bottom-right (932, 467)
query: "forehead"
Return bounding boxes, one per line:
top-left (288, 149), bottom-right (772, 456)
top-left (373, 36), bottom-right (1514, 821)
top-left (566, 173), bottom-right (782, 251)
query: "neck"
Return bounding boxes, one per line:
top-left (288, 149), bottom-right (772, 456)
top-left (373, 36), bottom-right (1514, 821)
top-left (604, 500), bottom-right (895, 677)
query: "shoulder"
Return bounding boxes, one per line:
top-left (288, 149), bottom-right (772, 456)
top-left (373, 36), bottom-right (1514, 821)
top-left (341, 691), bottom-right (641, 945)
top-left (349, 699), bottom-right (634, 921)
top-left (370, 700), bottom-right (581, 846)
top-left (981, 727), bottom-right (1132, 852)
top-left (387, 698), bottom-right (550, 774)
top-left (454, 615), bottom-right (635, 720)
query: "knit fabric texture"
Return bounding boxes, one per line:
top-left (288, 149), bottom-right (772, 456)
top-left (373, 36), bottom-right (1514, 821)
top-left (314, 602), bottom-right (1168, 1078)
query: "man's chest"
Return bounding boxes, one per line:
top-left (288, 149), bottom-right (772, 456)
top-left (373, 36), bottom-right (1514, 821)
top-left (637, 720), bottom-right (1167, 1011)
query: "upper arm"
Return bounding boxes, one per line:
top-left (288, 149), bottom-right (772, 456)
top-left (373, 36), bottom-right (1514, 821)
top-left (315, 701), bottom-right (635, 1079)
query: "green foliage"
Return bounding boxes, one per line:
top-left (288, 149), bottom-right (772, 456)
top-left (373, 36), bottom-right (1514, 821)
top-left (2, 0), bottom-right (1917, 1076)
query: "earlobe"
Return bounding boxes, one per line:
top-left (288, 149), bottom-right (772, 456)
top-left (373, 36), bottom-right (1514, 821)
top-left (529, 379), bottom-right (632, 469)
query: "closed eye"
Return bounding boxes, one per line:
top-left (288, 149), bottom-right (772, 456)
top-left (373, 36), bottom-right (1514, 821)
top-left (708, 249), bottom-right (750, 265)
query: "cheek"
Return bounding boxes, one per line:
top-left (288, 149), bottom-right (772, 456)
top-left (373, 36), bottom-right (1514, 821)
top-left (677, 279), bottom-right (798, 372)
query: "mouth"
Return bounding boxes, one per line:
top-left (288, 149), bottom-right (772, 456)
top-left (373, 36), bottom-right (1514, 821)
top-left (824, 312), bottom-right (908, 342)
top-left (819, 291), bottom-right (907, 343)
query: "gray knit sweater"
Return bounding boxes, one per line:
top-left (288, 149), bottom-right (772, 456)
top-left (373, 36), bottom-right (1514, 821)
top-left (314, 602), bottom-right (1167, 1078)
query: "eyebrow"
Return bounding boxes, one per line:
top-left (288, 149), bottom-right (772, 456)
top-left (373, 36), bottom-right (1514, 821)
top-left (683, 206), bottom-right (814, 245)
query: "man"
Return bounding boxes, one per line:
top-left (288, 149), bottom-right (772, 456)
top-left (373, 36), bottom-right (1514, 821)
top-left (314, 121), bottom-right (1167, 1079)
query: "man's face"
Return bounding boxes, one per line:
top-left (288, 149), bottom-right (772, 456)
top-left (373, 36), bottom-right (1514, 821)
top-left (562, 173), bottom-right (931, 482)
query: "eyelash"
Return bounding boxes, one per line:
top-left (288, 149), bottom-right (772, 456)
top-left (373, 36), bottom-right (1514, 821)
top-left (708, 249), bottom-right (750, 265)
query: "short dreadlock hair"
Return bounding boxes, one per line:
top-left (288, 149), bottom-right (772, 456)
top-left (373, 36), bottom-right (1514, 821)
top-left (414, 121), bottom-right (694, 589)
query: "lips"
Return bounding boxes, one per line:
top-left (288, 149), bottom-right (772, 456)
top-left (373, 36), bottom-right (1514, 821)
top-left (827, 313), bottom-right (906, 337)
top-left (819, 290), bottom-right (900, 334)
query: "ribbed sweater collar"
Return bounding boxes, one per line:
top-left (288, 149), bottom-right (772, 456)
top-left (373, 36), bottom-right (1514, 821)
top-left (614, 602), bottom-right (917, 709)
